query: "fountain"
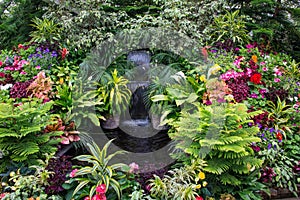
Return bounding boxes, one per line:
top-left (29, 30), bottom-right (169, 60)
top-left (102, 50), bottom-right (171, 153)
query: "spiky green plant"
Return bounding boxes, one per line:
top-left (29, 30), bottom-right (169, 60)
top-left (69, 140), bottom-right (127, 200)
top-left (97, 69), bottom-right (131, 116)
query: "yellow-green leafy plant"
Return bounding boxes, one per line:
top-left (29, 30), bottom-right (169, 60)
top-left (204, 10), bottom-right (250, 46)
top-left (149, 159), bottom-right (210, 200)
top-left (30, 17), bottom-right (61, 44)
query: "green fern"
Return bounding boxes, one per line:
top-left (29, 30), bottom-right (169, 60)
top-left (169, 102), bottom-right (264, 198)
top-left (0, 99), bottom-right (63, 172)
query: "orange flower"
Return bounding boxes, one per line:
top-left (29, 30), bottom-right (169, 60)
top-left (251, 55), bottom-right (258, 63)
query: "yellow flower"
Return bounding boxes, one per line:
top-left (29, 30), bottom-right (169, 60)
top-left (202, 181), bottom-right (208, 187)
top-left (9, 171), bottom-right (15, 177)
top-left (252, 55), bottom-right (258, 63)
top-left (200, 75), bottom-right (206, 82)
top-left (198, 171), bottom-right (205, 180)
top-left (195, 184), bottom-right (202, 189)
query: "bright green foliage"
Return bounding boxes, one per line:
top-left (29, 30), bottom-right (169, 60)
top-left (169, 102), bottom-right (264, 196)
top-left (97, 69), bottom-right (131, 116)
top-left (204, 10), bottom-right (251, 46)
top-left (149, 159), bottom-right (210, 200)
top-left (0, 0), bottom-right (46, 49)
top-left (67, 140), bottom-right (127, 200)
top-left (0, 99), bottom-right (63, 172)
top-left (30, 17), bottom-right (61, 44)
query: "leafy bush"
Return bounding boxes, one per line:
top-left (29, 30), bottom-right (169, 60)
top-left (168, 102), bottom-right (265, 199)
top-left (0, 99), bottom-right (62, 172)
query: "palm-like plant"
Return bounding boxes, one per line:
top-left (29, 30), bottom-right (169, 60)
top-left (70, 140), bottom-right (127, 200)
top-left (98, 69), bottom-right (131, 117)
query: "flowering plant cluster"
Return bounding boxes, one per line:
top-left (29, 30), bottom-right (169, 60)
top-left (208, 43), bottom-right (300, 194)
top-left (0, 43), bottom-right (68, 103)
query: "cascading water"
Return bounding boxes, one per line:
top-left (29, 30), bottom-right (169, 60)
top-left (103, 50), bottom-right (170, 154)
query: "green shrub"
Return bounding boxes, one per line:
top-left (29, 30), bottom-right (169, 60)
top-left (0, 99), bottom-right (62, 172)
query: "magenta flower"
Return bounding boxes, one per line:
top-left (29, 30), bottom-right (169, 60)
top-left (70, 169), bottom-right (78, 178)
top-left (262, 67), bottom-right (268, 71)
top-left (36, 65), bottom-right (41, 69)
top-left (246, 44), bottom-right (255, 49)
top-left (20, 71), bottom-right (27, 75)
top-left (250, 93), bottom-right (258, 98)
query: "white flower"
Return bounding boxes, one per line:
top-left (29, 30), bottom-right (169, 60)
top-left (0, 84), bottom-right (13, 90)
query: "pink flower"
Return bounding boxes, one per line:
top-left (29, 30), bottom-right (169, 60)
top-left (20, 71), bottom-right (27, 75)
top-left (262, 67), bottom-right (268, 71)
top-left (96, 184), bottom-right (106, 194)
top-left (0, 193), bottom-right (7, 199)
top-left (0, 61), bottom-right (2, 66)
top-left (273, 67), bottom-right (282, 76)
top-left (70, 169), bottom-right (78, 178)
top-left (274, 78), bottom-right (281, 83)
top-left (84, 197), bottom-right (91, 200)
top-left (260, 61), bottom-right (266, 66)
top-left (129, 162), bottom-right (139, 173)
top-left (92, 194), bottom-right (106, 200)
top-left (35, 65), bottom-right (41, 69)
top-left (195, 196), bottom-right (204, 200)
top-left (145, 184), bottom-right (151, 192)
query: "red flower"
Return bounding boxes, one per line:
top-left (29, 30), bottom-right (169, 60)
top-left (250, 73), bottom-right (262, 84)
top-left (96, 184), bottom-right (106, 194)
top-left (92, 194), bottom-right (106, 200)
top-left (61, 48), bottom-right (69, 60)
top-left (195, 196), bottom-right (204, 200)
top-left (276, 132), bottom-right (283, 141)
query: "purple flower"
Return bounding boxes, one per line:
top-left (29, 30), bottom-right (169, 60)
top-left (267, 143), bottom-right (272, 149)
top-left (257, 123), bottom-right (262, 129)
top-left (51, 51), bottom-right (58, 57)
top-left (269, 128), bottom-right (275, 133)
top-left (43, 48), bottom-right (50, 54)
